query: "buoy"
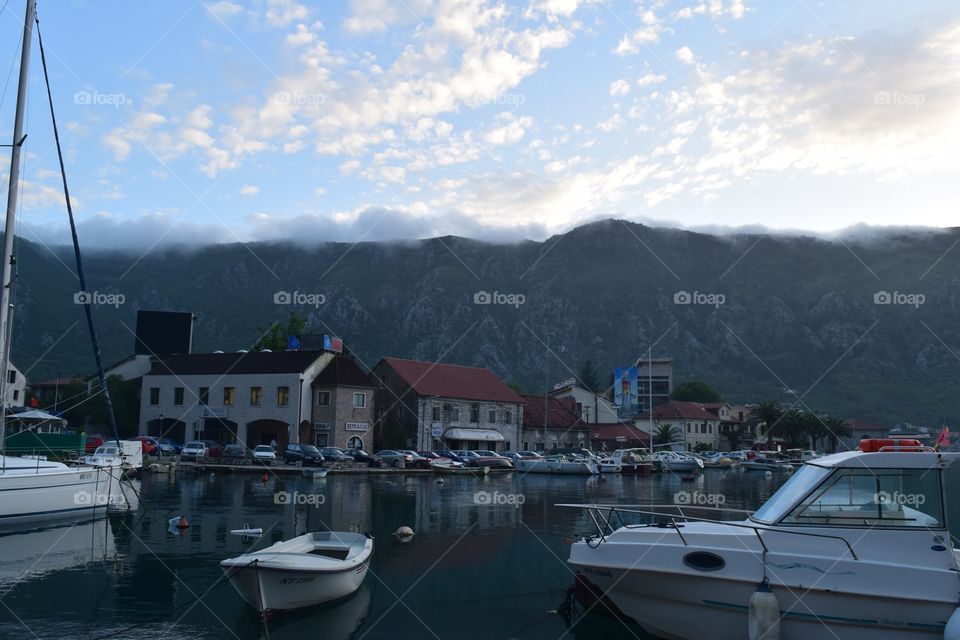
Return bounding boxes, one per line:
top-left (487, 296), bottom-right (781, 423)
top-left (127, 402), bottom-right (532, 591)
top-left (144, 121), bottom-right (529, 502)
top-left (945, 606), bottom-right (960, 639)
top-left (394, 526), bottom-right (415, 540)
top-left (748, 579), bottom-right (780, 640)
top-left (261, 473), bottom-right (269, 483)
top-left (209, 473), bottom-right (215, 479)
top-left (764, 470), bottom-right (773, 479)
top-left (435, 478), bottom-right (444, 484)
top-left (177, 516), bottom-right (189, 529)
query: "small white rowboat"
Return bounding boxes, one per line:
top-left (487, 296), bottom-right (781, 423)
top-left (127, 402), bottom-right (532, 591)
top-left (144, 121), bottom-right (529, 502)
top-left (221, 531), bottom-right (373, 614)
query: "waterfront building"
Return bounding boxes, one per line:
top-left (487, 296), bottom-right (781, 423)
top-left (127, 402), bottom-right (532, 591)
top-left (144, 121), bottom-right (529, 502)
top-left (3, 361), bottom-right (26, 410)
top-left (635, 400), bottom-right (722, 451)
top-left (310, 355), bottom-right (376, 450)
top-left (635, 356), bottom-right (673, 408)
top-left (520, 394), bottom-right (589, 451)
top-left (371, 357), bottom-right (523, 452)
top-left (841, 417), bottom-right (887, 450)
top-left (138, 350), bottom-right (334, 448)
top-left (589, 422), bottom-right (651, 452)
top-left (549, 382), bottom-right (619, 424)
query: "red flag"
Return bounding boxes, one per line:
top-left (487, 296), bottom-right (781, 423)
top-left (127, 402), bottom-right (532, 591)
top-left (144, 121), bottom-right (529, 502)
top-left (936, 426), bottom-right (950, 449)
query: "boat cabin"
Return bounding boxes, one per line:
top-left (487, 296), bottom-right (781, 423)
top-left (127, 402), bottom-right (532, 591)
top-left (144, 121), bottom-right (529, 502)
top-left (751, 447), bottom-right (959, 539)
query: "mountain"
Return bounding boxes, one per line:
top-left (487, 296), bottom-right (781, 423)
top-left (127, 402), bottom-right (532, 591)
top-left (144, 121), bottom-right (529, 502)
top-left (10, 219), bottom-right (960, 427)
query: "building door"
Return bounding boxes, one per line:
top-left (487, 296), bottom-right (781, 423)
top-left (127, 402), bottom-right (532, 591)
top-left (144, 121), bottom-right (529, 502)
top-left (315, 433), bottom-right (329, 447)
top-left (347, 436), bottom-right (363, 450)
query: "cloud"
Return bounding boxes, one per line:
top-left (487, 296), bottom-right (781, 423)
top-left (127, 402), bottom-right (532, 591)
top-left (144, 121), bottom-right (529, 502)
top-left (240, 185), bottom-right (260, 197)
top-left (609, 79), bottom-right (630, 96)
top-left (675, 46), bottom-right (695, 64)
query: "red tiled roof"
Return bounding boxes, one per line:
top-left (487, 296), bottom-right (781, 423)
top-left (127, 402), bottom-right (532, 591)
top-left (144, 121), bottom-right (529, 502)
top-left (522, 395), bottom-right (582, 428)
top-left (844, 418), bottom-right (886, 432)
top-left (312, 355), bottom-right (374, 388)
top-left (380, 357), bottom-right (523, 404)
top-left (636, 400), bottom-right (718, 421)
top-left (590, 423), bottom-right (650, 444)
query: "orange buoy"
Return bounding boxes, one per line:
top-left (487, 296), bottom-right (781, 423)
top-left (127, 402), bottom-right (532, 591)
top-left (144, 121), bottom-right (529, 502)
top-left (177, 515), bottom-right (189, 529)
top-left (261, 473), bottom-right (269, 483)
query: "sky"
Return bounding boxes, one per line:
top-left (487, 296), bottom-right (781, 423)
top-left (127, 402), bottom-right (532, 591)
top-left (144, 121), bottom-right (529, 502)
top-left (0, 0), bottom-right (958, 249)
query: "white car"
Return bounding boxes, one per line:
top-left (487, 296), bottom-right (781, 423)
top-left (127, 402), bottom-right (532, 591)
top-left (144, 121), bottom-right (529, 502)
top-left (181, 441), bottom-right (208, 460)
top-left (252, 445), bottom-right (276, 465)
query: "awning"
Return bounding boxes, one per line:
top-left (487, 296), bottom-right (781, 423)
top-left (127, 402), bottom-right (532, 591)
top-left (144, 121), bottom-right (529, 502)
top-left (443, 428), bottom-right (505, 442)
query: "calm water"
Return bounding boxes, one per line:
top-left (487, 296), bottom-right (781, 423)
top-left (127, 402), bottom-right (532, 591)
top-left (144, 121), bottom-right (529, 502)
top-left (0, 469), bottom-right (789, 640)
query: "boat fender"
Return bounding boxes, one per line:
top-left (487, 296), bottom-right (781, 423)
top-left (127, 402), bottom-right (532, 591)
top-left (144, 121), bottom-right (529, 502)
top-left (436, 478), bottom-right (444, 484)
top-left (168, 515), bottom-right (190, 529)
top-left (944, 606), bottom-right (960, 639)
top-left (394, 526), bottom-right (415, 540)
top-left (748, 579), bottom-right (780, 640)
top-left (261, 473), bottom-right (269, 483)
top-left (764, 471), bottom-right (773, 479)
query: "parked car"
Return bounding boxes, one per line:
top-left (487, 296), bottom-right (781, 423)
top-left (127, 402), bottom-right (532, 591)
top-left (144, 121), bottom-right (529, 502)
top-left (223, 444), bottom-right (248, 462)
top-left (433, 449), bottom-right (467, 464)
top-left (375, 450), bottom-right (415, 467)
top-left (454, 450), bottom-right (513, 469)
top-left (285, 443), bottom-right (325, 466)
top-left (319, 447), bottom-right (352, 462)
top-left (158, 437), bottom-right (182, 455)
top-left (180, 441), bottom-right (208, 460)
top-left (201, 440), bottom-right (224, 458)
top-left (130, 435), bottom-right (158, 456)
top-left (84, 434), bottom-right (106, 454)
top-left (417, 451), bottom-right (449, 461)
top-left (397, 450), bottom-right (431, 468)
top-left (252, 445), bottom-right (276, 465)
top-left (137, 435), bottom-right (177, 456)
top-left (344, 448), bottom-right (377, 464)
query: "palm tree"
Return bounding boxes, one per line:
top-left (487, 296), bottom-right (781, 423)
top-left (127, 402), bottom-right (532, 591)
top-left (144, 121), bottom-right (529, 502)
top-left (818, 416), bottom-right (851, 452)
top-left (654, 423), bottom-right (680, 448)
top-left (753, 400), bottom-right (782, 447)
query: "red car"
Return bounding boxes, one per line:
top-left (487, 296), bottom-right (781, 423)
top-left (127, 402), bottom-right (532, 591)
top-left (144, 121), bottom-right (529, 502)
top-left (85, 434), bottom-right (105, 453)
top-left (132, 435), bottom-right (158, 455)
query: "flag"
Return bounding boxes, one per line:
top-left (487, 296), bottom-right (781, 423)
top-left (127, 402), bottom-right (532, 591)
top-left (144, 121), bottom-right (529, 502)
top-left (287, 335), bottom-right (301, 351)
top-left (936, 426), bottom-right (950, 450)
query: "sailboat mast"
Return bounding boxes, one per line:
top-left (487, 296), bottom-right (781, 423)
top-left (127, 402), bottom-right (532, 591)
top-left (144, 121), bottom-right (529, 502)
top-left (0, 0), bottom-right (36, 450)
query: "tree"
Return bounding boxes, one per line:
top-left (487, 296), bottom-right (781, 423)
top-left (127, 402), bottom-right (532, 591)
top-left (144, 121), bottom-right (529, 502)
top-left (723, 425), bottom-right (744, 451)
top-left (753, 400), bottom-right (783, 447)
top-left (670, 381), bottom-right (722, 403)
top-left (255, 310), bottom-right (310, 351)
top-left (507, 379), bottom-right (524, 395)
top-left (578, 360), bottom-right (600, 394)
top-left (654, 423), bottom-right (680, 447)
top-left (817, 415), bottom-right (851, 452)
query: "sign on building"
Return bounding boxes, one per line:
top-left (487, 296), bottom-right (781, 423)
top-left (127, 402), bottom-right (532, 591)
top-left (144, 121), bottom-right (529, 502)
top-left (345, 422), bottom-right (368, 432)
top-left (431, 422), bottom-right (443, 437)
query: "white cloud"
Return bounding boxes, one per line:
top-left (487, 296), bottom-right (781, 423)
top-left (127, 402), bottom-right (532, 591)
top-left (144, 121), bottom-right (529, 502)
top-left (615, 10), bottom-right (663, 56)
top-left (596, 113), bottom-right (624, 132)
top-left (265, 0), bottom-right (309, 27)
top-left (637, 73), bottom-right (667, 87)
top-left (609, 79), bottom-right (631, 96)
top-left (676, 46), bottom-right (696, 64)
top-left (240, 185), bottom-right (260, 197)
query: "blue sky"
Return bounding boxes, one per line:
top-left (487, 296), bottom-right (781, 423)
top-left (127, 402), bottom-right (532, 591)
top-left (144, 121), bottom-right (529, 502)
top-left (1, 0), bottom-right (958, 248)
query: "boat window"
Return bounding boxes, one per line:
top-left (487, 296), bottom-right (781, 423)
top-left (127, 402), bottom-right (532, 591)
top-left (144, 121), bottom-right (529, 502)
top-left (751, 465), bottom-right (832, 524)
top-left (781, 468), bottom-right (943, 528)
top-left (943, 461), bottom-right (960, 546)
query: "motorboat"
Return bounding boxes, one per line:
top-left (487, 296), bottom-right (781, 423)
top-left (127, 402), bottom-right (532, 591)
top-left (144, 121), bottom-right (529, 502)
top-left (653, 451), bottom-right (704, 473)
top-left (78, 440), bottom-right (143, 474)
top-left (221, 531), bottom-right (373, 615)
top-left (565, 442), bottom-right (960, 639)
top-left (740, 455), bottom-right (792, 472)
top-left (516, 455), bottom-right (599, 475)
top-left (701, 453), bottom-right (737, 469)
top-left (430, 459), bottom-right (490, 476)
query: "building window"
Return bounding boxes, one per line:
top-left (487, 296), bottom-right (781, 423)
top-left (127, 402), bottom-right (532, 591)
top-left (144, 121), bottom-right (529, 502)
top-left (149, 387), bottom-right (160, 405)
top-left (277, 386), bottom-right (289, 405)
top-left (353, 392), bottom-right (366, 408)
top-left (505, 410), bottom-right (512, 424)
top-left (198, 387), bottom-right (209, 405)
top-left (12, 389), bottom-right (18, 401)
top-left (250, 386), bottom-right (262, 406)
top-left (174, 387), bottom-right (184, 405)
top-left (318, 391), bottom-right (331, 405)
top-left (488, 409), bottom-right (496, 423)
top-left (451, 407), bottom-right (460, 422)
top-left (7, 370), bottom-right (15, 384)
top-left (223, 387), bottom-right (235, 405)
top-left (470, 403), bottom-right (479, 423)
top-left (432, 406), bottom-right (441, 421)
top-left (347, 436), bottom-right (363, 450)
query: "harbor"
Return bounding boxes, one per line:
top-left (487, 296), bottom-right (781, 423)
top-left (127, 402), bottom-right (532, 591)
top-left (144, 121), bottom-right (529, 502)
top-left (0, 466), bottom-right (790, 639)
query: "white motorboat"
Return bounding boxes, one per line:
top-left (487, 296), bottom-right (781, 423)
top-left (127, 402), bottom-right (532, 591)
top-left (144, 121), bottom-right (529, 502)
top-left (565, 443), bottom-right (960, 639)
top-left (740, 455), bottom-right (792, 472)
top-left (221, 531), bottom-right (373, 614)
top-left (516, 456), bottom-right (599, 475)
top-left (700, 454), bottom-right (736, 469)
top-left (78, 440), bottom-right (143, 474)
top-left (654, 451), bottom-right (704, 473)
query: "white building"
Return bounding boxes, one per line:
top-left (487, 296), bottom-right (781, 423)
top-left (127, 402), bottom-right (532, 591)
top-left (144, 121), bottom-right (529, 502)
top-left (550, 382), bottom-right (619, 424)
top-left (139, 351), bottom-right (334, 447)
top-left (86, 354), bottom-right (154, 392)
top-left (3, 362), bottom-right (26, 409)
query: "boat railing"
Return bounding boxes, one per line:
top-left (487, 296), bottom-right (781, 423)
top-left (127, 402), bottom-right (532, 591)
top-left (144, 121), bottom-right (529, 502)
top-left (557, 503), bottom-right (859, 560)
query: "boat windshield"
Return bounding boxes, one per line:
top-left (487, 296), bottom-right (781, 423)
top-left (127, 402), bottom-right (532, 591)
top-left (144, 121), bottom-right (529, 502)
top-left (751, 464), bottom-right (833, 524)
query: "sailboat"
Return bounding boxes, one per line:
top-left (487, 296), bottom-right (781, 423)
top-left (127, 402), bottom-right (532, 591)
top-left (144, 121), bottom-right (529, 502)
top-left (0, 0), bottom-right (126, 527)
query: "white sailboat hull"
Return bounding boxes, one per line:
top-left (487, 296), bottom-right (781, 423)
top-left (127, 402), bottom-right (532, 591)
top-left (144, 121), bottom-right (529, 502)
top-left (0, 458), bottom-right (117, 527)
top-left (516, 459), bottom-right (599, 475)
